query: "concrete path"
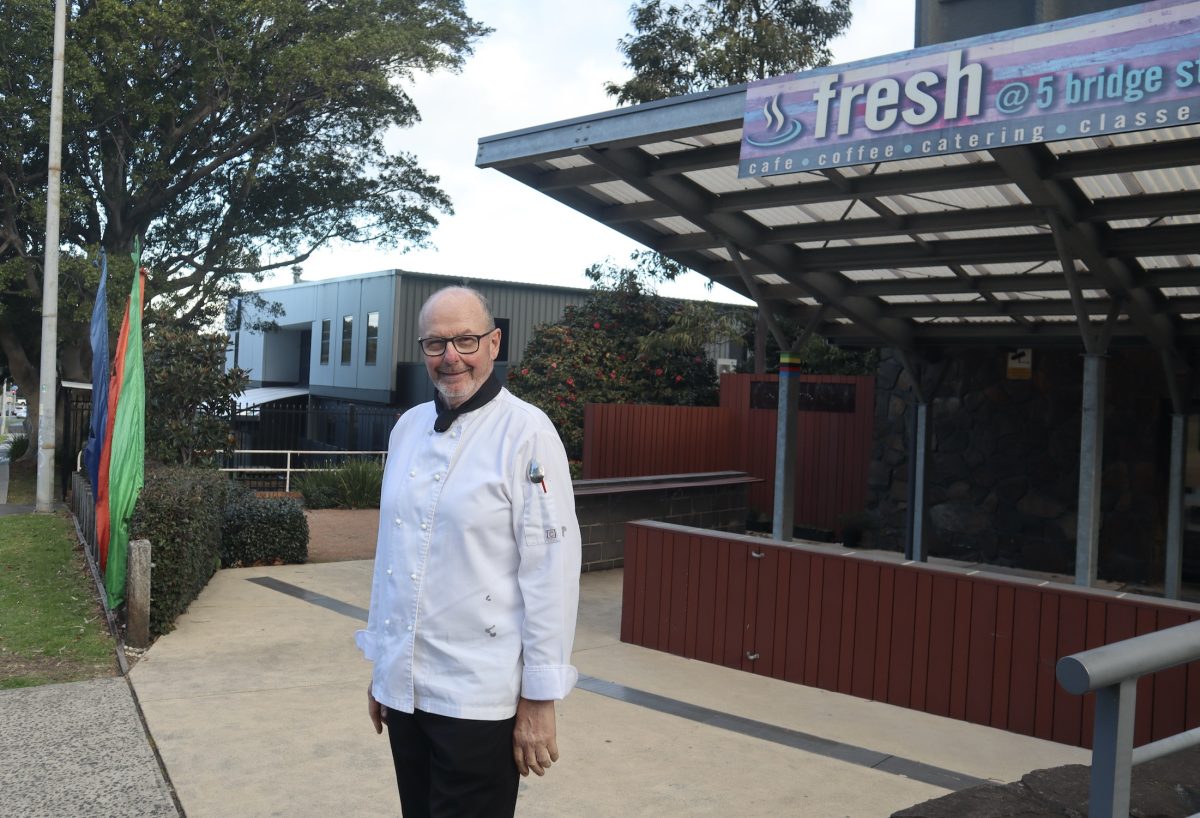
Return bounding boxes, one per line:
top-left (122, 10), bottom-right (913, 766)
top-left (130, 564), bottom-right (1089, 818)
top-left (0, 678), bottom-right (179, 818)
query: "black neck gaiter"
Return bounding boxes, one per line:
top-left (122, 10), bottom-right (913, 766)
top-left (433, 373), bottom-right (502, 433)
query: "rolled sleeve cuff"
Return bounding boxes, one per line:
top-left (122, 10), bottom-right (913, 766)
top-left (521, 664), bottom-right (579, 701)
top-left (355, 629), bottom-right (378, 662)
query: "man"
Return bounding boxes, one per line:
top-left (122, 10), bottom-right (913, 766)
top-left (357, 286), bottom-right (581, 817)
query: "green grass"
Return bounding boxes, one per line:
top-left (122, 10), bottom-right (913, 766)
top-left (0, 513), bottom-right (117, 688)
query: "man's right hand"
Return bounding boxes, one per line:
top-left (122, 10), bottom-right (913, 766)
top-left (368, 682), bottom-right (385, 734)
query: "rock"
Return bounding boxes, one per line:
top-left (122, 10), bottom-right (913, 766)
top-left (1018, 492), bottom-right (1066, 519)
top-left (930, 502), bottom-right (990, 534)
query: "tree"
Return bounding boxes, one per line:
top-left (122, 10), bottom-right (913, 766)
top-left (143, 327), bottom-right (248, 466)
top-left (0, 0), bottom-right (489, 448)
top-left (605, 0), bottom-right (852, 105)
top-left (507, 253), bottom-right (742, 462)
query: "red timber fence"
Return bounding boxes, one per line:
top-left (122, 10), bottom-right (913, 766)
top-left (582, 373), bottom-right (874, 535)
top-left (622, 521), bottom-right (1200, 750)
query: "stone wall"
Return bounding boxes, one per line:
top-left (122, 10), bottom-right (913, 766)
top-left (865, 347), bottom-right (1169, 582)
top-left (574, 473), bottom-right (754, 572)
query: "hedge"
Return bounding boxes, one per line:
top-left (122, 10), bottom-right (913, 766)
top-left (130, 465), bottom-right (230, 636)
top-left (221, 493), bottom-right (309, 567)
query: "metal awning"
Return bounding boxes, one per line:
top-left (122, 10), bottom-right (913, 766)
top-left (474, 21), bottom-right (1200, 597)
top-left (475, 87), bottom-right (1200, 357)
top-left (235, 386), bottom-right (308, 412)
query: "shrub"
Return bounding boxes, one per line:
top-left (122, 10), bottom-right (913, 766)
top-left (221, 495), bottom-right (309, 567)
top-left (130, 465), bottom-right (232, 636)
top-left (335, 459), bottom-right (383, 509)
top-left (295, 469), bottom-right (340, 510)
top-left (4, 433), bottom-right (29, 460)
top-left (295, 459), bottom-right (383, 509)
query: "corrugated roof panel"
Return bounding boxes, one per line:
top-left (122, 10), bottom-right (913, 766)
top-left (867, 150), bottom-right (985, 175)
top-left (965, 261), bottom-right (1059, 276)
top-left (745, 206), bottom-right (818, 227)
top-left (651, 216), bottom-right (704, 235)
top-left (754, 273), bottom-right (788, 285)
top-left (545, 155), bottom-right (593, 170)
top-left (686, 165), bottom-right (763, 195)
top-left (1129, 166), bottom-right (1200, 194)
top-left (586, 180), bottom-right (651, 205)
top-left (916, 226), bottom-right (1046, 242)
top-left (843, 267), bottom-right (957, 280)
top-left (1161, 287), bottom-right (1200, 297)
top-left (897, 183), bottom-right (1029, 211)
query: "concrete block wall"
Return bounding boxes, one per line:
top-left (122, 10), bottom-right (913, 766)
top-left (574, 476), bottom-right (752, 572)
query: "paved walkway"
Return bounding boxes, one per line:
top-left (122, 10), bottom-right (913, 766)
top-left (128, 563), bottom-right (1088, 817)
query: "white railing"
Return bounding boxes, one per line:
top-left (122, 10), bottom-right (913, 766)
top-left (220, 449), bottom-right (388, 492)
top-left (1055, 618), bottom-right (1200, 818)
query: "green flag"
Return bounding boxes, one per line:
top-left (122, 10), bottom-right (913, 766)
top-left (104, 242), bottom-right (146, 609)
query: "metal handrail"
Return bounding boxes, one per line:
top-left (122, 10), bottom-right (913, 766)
top-left (1055, 618), bottom-right (1200, 818)
top-left (219, 449), bottom-right (388, 492)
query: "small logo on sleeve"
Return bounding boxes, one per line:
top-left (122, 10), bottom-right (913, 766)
top-left (544, 528), bottom-right (558, 543)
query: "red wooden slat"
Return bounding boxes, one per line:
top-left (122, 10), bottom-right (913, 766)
top-left (817, 558), bottom-right (844, 691)
top-left (684, 534), bottom-right (702, 658)
top-left (667, 532), bottom-right (689, 656)
top-left (724, 542), bottom-right (748, 669)
top-left (1188, 629), bottom-right (1200, 731)
top-left (1052, 595), bottom-right (1088, 746)
top-left (949, 579), bottom-right (973, 721)
top-left (1151, 610), bottom-right (1189, 741)
top-left (990, 585), bottom-right (1016, 731)
top-left (695, 536), bottom-right (718, 663)
top-left (771, 550), bottom-right (792, 679)
top-left (838, 560), bottom-right (859, 692)
top-left (965, 581), bottom-right (998, 726)
top-left (910, 572), bottom-right (934, 712)
top-left (642, 528), bottom-right (663, 651)
top-left (888, 569), bottom-right (918, 707)
top-left (1008, 588), bottom-right (1042, 736)
top-left (632, 525), bottom-right (648, 645)
top-left (754, 546), bottom-right (779, 677)
top-left (926, 574), bottom-right (956, 717)
top-left (784, 551), bottom-right (811, 684)
top-left (1134, 606), bottom-right (1158, 747)
top-left (873, 565), bottom-right (896, 701)
top-left (712, 541), bottom-right (730, 664)
top-left (804, 554), bottom-right (825, 686)
top-left (741, 543), bottom-right (761, 673)
top-left (852, 561), bottom-right (881, 699)
top-left (1034, 593), bottom-right (1060, 741)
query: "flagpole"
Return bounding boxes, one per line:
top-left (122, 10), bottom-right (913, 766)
top-left (36, 0), bottom-right (67, 513)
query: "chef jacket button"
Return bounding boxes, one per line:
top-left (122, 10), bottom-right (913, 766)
top-left (409, 469), bottom-right (416, 477)
top-left (393, 517), bottom-right (402, 526)
top-left (410, 573), bottom-right (417, 581)
top-left (386, 568), bottom-right (392, 575)
top-left (384, 619), bottom-right (391, 626)
top-left (434, 473), bottom-right (441, 481)
top-left (420, 523), bottom-right (428, 531)
top-left (406, 625), bottom-right (412, 632)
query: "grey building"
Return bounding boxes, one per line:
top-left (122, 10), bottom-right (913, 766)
top-left (915, 0), bottom-right (1145, 46)
top-left (228, 269), bottom-right (596, 405)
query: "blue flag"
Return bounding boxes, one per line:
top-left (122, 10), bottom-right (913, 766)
top-left (83, 250), bottom-right (109, 491)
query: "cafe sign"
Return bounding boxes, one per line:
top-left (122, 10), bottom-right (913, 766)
top-left (740, 0), bottom-right (1200, 177)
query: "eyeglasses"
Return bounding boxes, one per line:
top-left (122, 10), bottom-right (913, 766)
top-left (417, 330), bottom-right (495, 357)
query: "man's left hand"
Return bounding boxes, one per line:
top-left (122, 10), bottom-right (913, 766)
top-left (512, 697), bottom-right (559, 777)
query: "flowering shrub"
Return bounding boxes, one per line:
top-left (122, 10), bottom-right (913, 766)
top-left (508, 286), bottom-right (718, 459)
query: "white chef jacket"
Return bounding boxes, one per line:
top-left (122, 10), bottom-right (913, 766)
top-left (356, 388), bottom-right (581, 720)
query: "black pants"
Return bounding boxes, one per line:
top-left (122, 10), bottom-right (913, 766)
top-left (384, 707), bottom-right (519, 818)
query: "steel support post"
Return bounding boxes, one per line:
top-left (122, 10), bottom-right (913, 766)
top-left (772, 353), bottom-right (801, 541)
top-left (905, 400), bottom-right (931, 561)
top-left (1165, 413), bottom-right (1185, 600)
top-left (1089, 679), bottom-right (1136, 818)
top-left (1076, 354), bottom-right (1106, 587)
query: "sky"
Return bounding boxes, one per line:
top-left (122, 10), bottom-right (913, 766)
top-left (275, 0), bottom-right (918, 304)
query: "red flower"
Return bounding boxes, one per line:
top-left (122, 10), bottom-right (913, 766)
top-left (675, 375), bottom-right (683, 382)
top-left (566, 377), bottom-right (575, 386)
top-left (593, 321), bottom-right (601, 329)
top-left (521, 368), bottom-right (529, 376)
top-left (654, 368), bottom-right (663, 376)
top-left (550, 362), bottom-right (557, 369)
top-left (609, 371), bottom-right (617, 379)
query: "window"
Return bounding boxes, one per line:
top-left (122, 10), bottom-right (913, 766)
top-left (319, 319), bottom-right (331, 365)
top-left (365, 311), bottom-right (379, 365)
top-left (341, 315), bottom-right (353, 365)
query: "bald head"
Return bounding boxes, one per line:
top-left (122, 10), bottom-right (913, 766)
top-left (418, 286), bottom-right (501, 408)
